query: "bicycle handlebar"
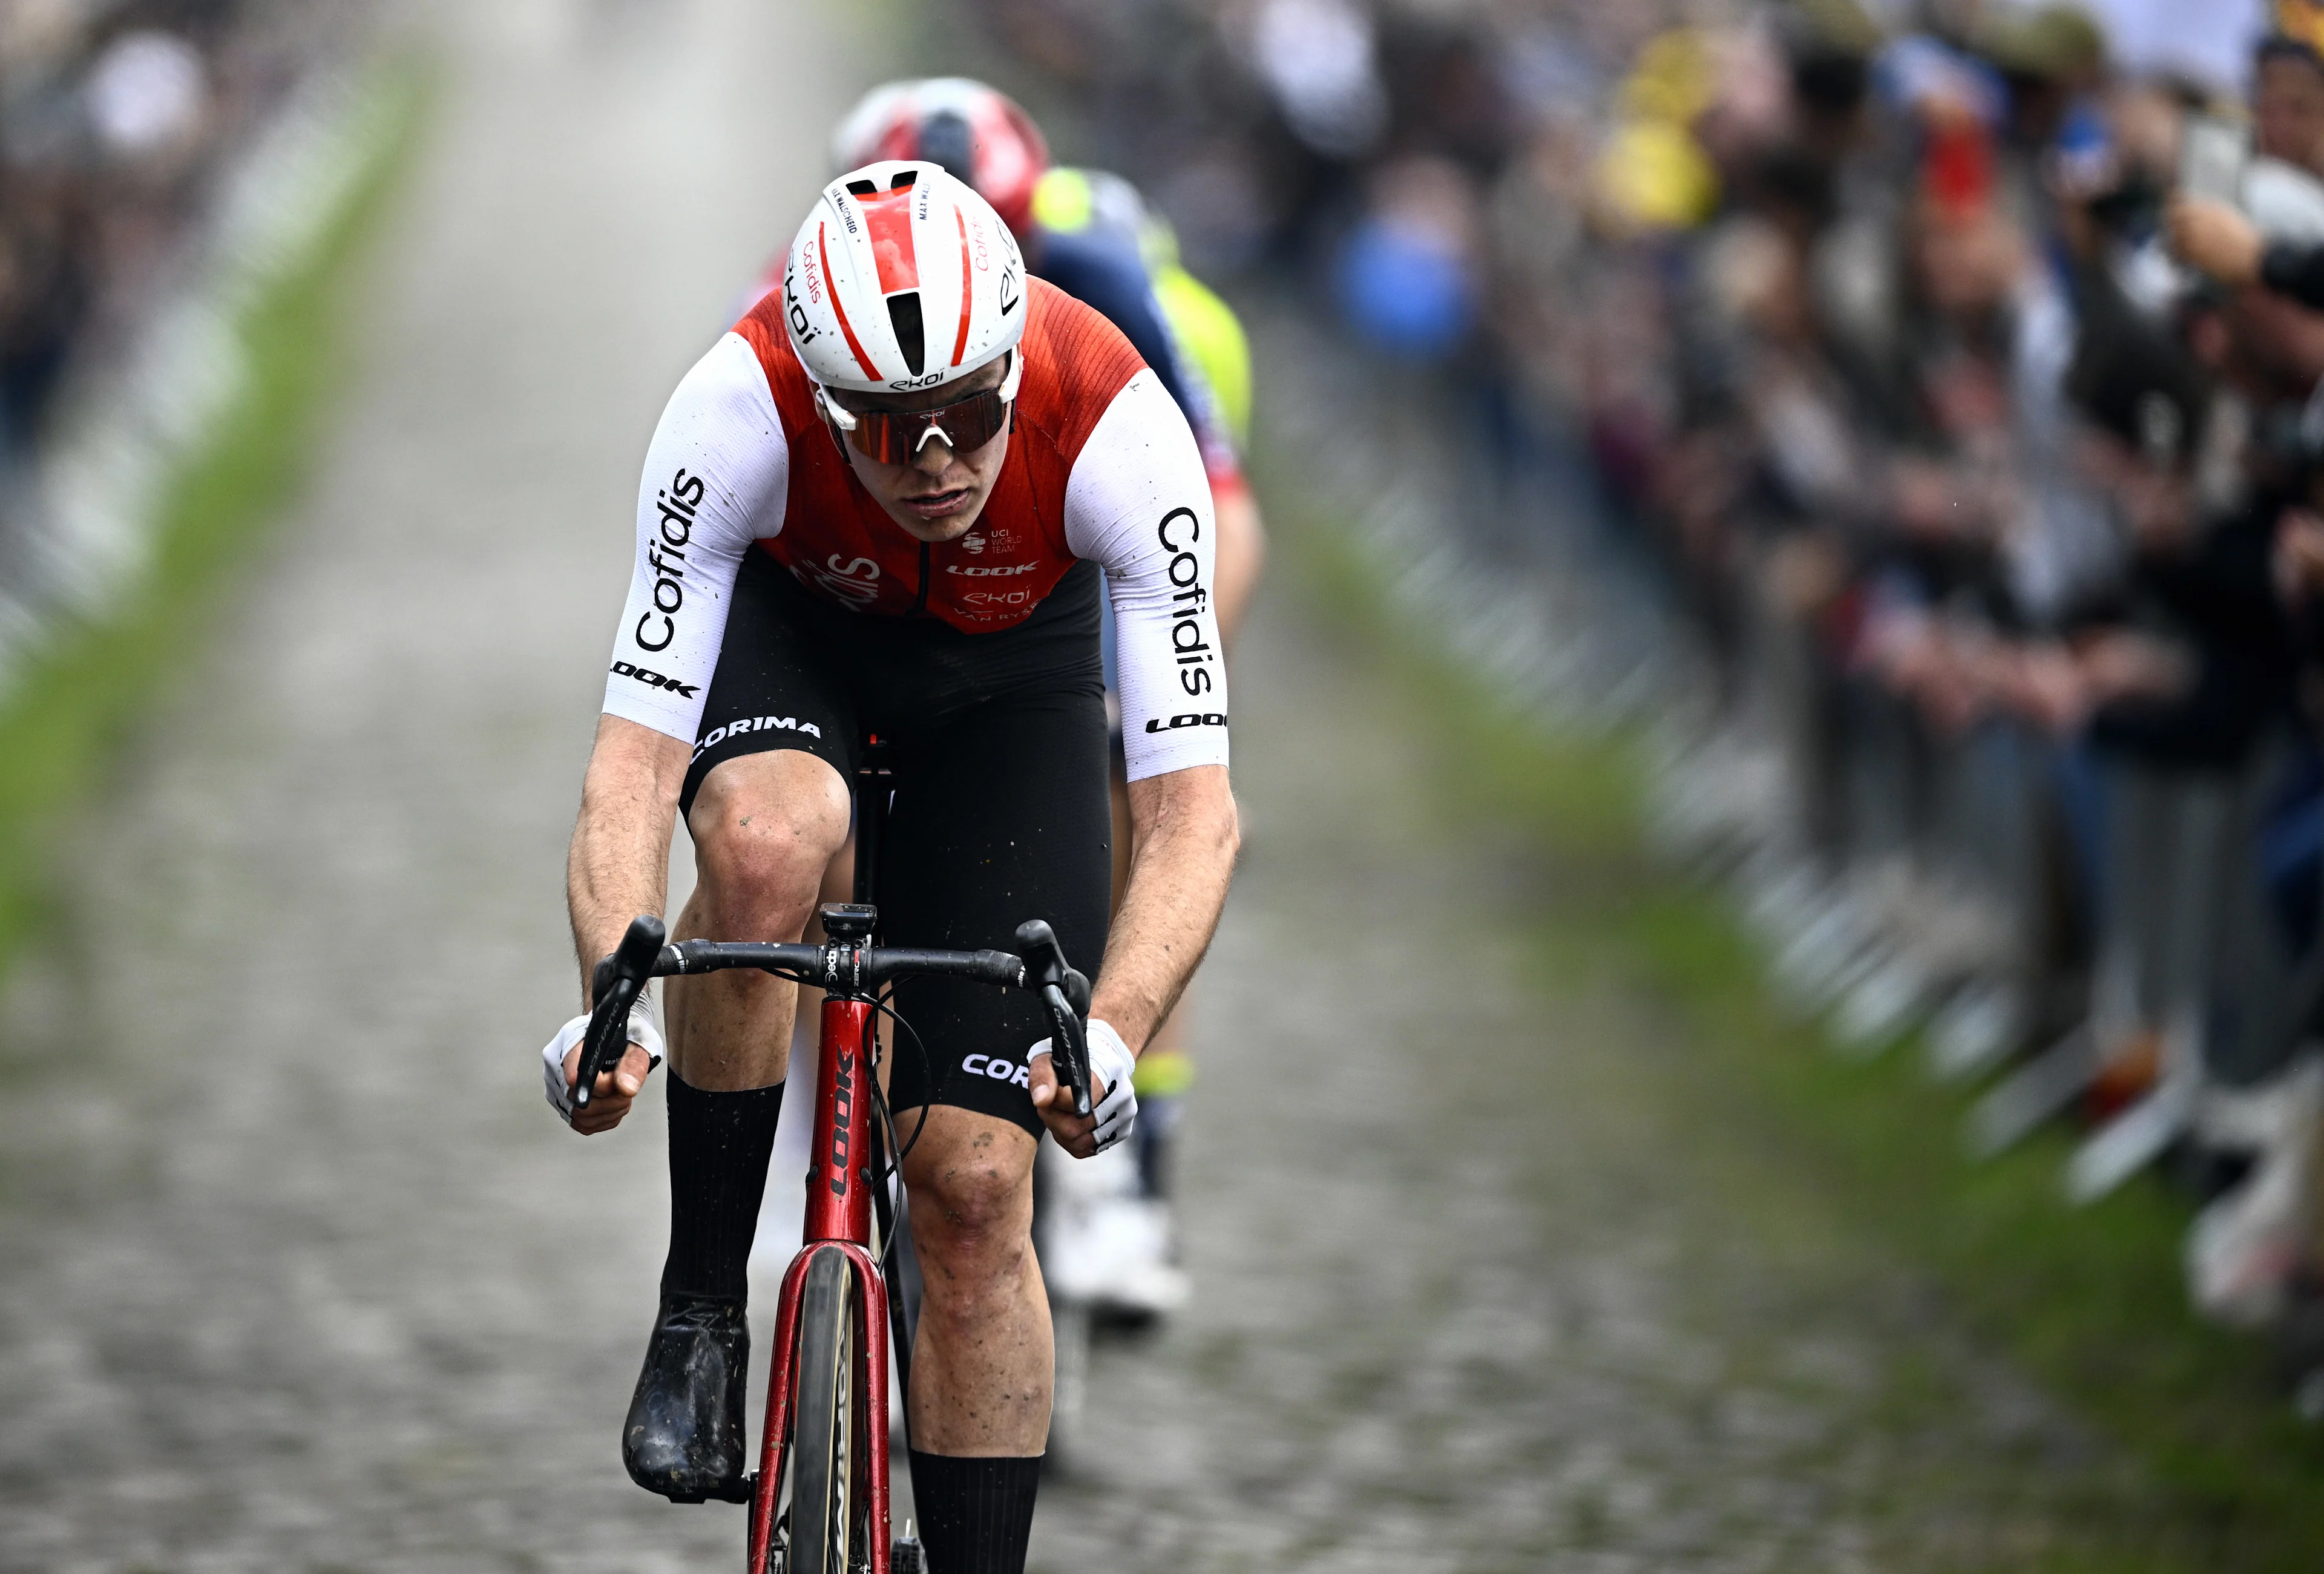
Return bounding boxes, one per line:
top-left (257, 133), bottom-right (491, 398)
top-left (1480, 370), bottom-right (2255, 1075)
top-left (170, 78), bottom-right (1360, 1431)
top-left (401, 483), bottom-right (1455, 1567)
top-left (652, 939), bottom-right (1028, 990)
top-left (573, 914), bottom-right (665, 1111)
top-left (1014, 919), bottom-right (1094, 1119)
top-left (569, 914), bottom-right (1095, 1115)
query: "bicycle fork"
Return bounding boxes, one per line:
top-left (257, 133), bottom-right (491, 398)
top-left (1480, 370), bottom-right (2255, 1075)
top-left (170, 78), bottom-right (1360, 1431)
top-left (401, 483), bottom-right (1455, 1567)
top-left (747, 991), bottom-right (893, 1574)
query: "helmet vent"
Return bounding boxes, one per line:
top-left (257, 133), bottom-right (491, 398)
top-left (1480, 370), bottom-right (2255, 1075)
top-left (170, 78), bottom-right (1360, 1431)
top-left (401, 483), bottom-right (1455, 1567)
top-left (845, 179), bottom-right (879, 197)
top-left (887, 291), bottom-right (926, 376)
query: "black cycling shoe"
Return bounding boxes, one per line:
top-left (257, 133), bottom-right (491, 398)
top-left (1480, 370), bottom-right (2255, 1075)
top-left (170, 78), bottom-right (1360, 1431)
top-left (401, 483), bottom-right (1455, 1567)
top-left (623, 1292), bottom-right (751, 1503)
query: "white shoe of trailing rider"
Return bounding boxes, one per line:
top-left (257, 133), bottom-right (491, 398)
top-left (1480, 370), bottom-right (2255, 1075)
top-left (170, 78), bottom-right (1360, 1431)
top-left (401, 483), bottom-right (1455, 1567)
top-left (1091, 1197), bottom-right (1190, 1316)
top-left (1041, 1140), bottom-right (1188, 1314)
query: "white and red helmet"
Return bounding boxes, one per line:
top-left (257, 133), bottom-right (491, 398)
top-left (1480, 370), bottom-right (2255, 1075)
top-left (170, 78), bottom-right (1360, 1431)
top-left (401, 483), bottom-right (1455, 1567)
top-left (781, 160), bottom-right (1028, 395)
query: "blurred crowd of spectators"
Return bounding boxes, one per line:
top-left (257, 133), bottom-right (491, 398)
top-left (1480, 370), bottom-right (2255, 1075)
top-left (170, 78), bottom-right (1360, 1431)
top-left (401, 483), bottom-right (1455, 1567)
top-left (970, 0), bottom-right (2324, 1378)
top-left (0, 0), bottom-right (335, 484)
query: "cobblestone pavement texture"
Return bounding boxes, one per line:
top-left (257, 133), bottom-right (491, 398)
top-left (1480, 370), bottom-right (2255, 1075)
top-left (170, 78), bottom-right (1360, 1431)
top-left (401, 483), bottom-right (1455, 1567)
top-left (0, 2), bottom-right (2147, 1572)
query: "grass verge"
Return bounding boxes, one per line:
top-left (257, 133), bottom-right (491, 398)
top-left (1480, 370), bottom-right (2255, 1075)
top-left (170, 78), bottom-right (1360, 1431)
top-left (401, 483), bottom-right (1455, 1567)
top-left (1265, 470), bottom-right (2324, 1571)
top-left (0, 63), bottom-right (428, 973)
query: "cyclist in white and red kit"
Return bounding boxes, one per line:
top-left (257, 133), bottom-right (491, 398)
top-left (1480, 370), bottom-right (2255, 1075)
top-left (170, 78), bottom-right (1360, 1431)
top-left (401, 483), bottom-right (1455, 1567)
top-left (547, 165), bottom-right (1238, 1574)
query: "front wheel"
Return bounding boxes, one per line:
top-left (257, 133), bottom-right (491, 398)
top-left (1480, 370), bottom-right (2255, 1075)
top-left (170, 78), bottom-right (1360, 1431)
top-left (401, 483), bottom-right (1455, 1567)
top-left (786, 1248), bottom-right (866, 1574)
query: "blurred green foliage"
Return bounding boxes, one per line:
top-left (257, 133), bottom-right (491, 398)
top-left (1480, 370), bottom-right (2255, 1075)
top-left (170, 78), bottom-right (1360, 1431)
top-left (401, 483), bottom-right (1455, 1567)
top-left (0, 62), bottom-right (428, 972)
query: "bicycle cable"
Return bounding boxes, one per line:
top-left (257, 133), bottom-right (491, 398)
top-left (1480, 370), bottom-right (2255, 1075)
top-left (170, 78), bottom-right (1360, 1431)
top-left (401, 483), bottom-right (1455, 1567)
top-left (865, 988), bottom-right (937, 1171)
top-left (859, 996), bottom-right (931, 1307)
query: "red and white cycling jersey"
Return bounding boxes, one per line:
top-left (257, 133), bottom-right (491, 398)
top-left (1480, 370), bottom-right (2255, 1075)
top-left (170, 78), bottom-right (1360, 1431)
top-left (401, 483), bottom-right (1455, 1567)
top-left (734, 254), bottom-right (1248, 498)
top-left (603, 278), bottom-right (1227, 781)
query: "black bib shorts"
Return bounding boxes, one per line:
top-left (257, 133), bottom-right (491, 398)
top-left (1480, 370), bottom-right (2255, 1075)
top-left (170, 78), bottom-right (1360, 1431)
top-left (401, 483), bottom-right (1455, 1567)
top-left (679, 548), bottom-right (1111, 1136)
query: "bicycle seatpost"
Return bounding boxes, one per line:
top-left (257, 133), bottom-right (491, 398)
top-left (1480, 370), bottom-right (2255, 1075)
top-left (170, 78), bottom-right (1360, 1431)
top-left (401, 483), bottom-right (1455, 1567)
top-left (1014, 919), bottom-right (1094, 1117)
top-left (573, 914), bottom-right (666, 1109)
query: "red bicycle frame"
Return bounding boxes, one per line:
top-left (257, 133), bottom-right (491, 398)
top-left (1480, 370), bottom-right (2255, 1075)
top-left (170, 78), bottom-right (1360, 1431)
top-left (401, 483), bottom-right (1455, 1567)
top-left (747, 989), bottom-right (892, 1574)
top-left (575, 745), bottom-right (1091, 1574)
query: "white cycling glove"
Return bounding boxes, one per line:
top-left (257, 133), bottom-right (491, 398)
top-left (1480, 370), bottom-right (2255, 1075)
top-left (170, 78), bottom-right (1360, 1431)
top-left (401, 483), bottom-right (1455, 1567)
top-left (1030, 1018), bottom-right (1138, 1153)
top-left (541, 996), bottom-right (665, 1129)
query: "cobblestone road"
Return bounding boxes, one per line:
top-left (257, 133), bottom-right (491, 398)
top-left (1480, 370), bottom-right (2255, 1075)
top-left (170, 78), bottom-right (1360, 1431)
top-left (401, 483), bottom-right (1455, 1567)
top-left (0, 3), bottom-right (2155, 1572)
top-left (1031, 598), bottom-right (2134, 1573)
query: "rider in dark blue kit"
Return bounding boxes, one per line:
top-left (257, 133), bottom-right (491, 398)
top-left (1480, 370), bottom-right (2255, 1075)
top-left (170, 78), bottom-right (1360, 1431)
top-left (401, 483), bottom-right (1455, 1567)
top-left (805, 82), bottom-right (1265, 1337)
top-left (749, 80), bottom-right (1231, 482)
top-left (1034, 223), bottom-right (1206, 422)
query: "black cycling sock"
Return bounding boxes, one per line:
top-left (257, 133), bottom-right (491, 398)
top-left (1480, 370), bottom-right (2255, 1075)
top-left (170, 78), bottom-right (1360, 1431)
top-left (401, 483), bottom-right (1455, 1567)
top-left (907, 1451), bottom-right (1041, 1574)
top-left (659, 1075), bottom-right (783, 1302)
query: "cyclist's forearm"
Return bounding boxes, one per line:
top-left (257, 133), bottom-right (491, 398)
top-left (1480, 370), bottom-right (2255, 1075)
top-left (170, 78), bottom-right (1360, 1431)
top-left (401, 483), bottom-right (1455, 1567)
top-left (1091, 764), bottom-right (1238, 1052)
top-left (566, 713), bottom-right (690, 1006)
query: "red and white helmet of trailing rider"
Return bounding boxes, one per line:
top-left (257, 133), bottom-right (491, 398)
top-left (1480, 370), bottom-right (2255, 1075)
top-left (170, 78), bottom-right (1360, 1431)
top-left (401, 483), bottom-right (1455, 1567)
top-left (828, 77), bottom-right (1049, 240)
top-left (781, 160), bottom-right (1029, 397)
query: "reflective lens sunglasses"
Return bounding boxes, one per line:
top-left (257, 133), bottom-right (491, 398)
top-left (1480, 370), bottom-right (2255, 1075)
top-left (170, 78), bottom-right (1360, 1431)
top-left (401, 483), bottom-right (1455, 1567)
top-left (818, 353), bottom-right (1022, 465)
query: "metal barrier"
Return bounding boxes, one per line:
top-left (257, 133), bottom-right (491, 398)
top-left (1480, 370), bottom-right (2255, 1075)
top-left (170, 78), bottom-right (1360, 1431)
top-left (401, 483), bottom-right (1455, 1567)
top-left (1684, 604), bottom-right (2316, 1212)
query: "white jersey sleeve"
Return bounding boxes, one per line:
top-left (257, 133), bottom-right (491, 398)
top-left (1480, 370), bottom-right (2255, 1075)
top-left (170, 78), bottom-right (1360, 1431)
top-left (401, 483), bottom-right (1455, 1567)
top-left (1065, 369), bottom-right (1229, 780)
top-left (602, 332), bottom-right (788, 744)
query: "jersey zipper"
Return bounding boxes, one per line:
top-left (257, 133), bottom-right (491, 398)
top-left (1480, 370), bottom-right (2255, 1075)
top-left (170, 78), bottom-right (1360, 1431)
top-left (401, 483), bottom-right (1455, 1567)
top-left (910, 540), bottom-right (932, 617)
